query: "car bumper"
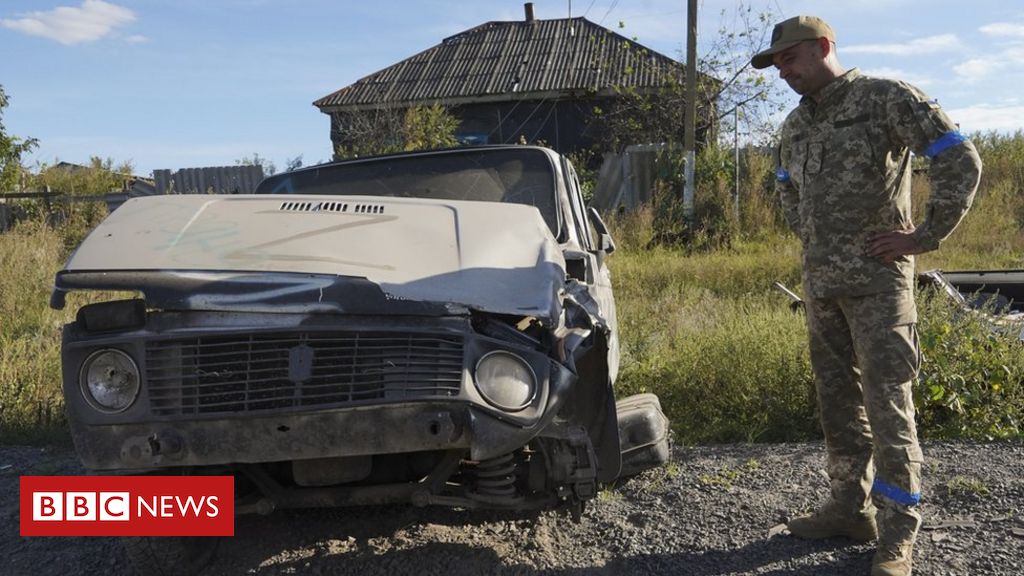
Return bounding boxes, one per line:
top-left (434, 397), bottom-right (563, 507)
top-left (69, 399), bottom-right (571, 472)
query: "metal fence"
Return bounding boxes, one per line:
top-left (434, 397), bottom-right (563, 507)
top-left (152, 165), bottom-right (264, 195)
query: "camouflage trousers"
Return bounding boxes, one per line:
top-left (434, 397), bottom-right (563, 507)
top-left (804, 289), bottom-right (923, 547)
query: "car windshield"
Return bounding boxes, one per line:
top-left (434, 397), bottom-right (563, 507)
top-left (255, 148), bottom-right (560, 235)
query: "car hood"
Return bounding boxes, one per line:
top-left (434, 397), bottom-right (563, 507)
top-left (54, 195), bottom-right (567, 320)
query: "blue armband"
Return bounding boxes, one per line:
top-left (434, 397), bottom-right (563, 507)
top-left (776, 167), bottom-right (791, 183)
top-left (925, 131), bottom-right (967, 159)
top-left (872, 479), bottom-right (921, 506)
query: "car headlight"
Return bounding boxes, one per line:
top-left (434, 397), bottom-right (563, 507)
top-left (79, 349), bottom-right (140, 413)
top-left (474, 351), bottom-right (537, 411)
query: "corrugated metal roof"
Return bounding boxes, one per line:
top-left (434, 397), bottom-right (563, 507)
top-left (314, 17), bottom-right (687, 111)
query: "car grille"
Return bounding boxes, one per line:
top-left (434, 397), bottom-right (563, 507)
top-left (145, 332), bottom-right (464, 416)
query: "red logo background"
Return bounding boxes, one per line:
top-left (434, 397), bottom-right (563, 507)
top-left (20, 476), bottom-right (234, 536)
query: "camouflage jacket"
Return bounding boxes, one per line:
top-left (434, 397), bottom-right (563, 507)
top-left (777, 68), bottom-right (982, 299)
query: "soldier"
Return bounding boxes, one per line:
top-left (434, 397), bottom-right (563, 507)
top-left (750, 15), bottom-right (982, 576)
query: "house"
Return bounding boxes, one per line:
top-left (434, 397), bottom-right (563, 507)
top-left (313, 3), bottom-right (716, 160)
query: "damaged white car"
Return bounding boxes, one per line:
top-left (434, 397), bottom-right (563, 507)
top-left (52, 145), bottom-right (669, 572)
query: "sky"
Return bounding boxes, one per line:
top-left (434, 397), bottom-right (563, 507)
top-left (2, 0), bottom-right (1023, 177)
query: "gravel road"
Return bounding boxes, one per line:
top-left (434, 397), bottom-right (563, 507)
top-left (3, 441), bottom-right (1023, 575)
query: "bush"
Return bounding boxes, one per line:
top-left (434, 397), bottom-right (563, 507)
top-left (915, 289), bottom-right (1024, 439)
top-left (595, 144), bottom-right (784, 251)
top-left (3, 132), bottom-right (1024, 446)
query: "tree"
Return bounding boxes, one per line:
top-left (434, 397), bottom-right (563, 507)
top-left (333, 103), bottom-right (460, 160)
top-left (402, 104), bottom-right (459, 151)
top-left (593, 3), bottom-right (787, 151)
top-left (284, 155), bottom-right (303, 172)
top-left (31, 156), bottom-right (135, 196)
top-left (332, 107), bottom-right (406, 160)
top-left (235, 152), bottom-right (276, 176)
top-left (0, 85), bottom-right (39, 192)
top-left (699, 3), bottom-right (789, 144)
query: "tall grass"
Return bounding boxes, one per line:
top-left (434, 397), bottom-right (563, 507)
top-left (608, 135), bottom-right (1024, 443)
top-left (2, 136), bottom-right (1023, 445)
top-left (0, 220), bottom-right (73, 443)
top-left (1, 158), bottom-right (132, 444)
top-left (0, 219), bottom-right (131, 444)
top-left (611, 244), bottom-right (815, 442)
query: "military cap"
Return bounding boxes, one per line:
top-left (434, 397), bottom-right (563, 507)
top-left (751, 15), bottom-right (836, 69)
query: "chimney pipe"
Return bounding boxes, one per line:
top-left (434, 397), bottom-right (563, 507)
top-left (524, 2), bottom-right (535, 22)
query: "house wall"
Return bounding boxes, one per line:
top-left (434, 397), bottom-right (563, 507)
top-left (328, 96), bottom-right (714, 164)
top-left (329, 98), bottom-right (602, 159)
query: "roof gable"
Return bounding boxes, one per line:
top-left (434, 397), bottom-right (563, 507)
top-left (314, 17), bottom-right (686, 111)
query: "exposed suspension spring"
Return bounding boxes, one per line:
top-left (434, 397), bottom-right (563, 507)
top-left (475, 453), bottom-right (517, 498)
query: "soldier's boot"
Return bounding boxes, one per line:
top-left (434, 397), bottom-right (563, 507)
top-left (871, 497), bottom-right (920, 576)
top-left (786, 501), bottom-right (878, 542)
top-left (871, 542), bottom-right (912, 576)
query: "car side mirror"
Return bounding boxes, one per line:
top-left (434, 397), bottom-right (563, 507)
top-left (587, 207), bottom-right (616, 255)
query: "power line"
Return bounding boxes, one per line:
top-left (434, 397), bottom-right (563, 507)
top-left (504, 96), bottom-right (552, 143)
top-left (598, 0), bottom-right (620, 26)
top-left (581, 0), bottom-right (598, 19)
top-left (529, 101), bottom-right (558, 143)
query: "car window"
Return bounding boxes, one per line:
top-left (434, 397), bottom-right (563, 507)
top-left (256, 148), bottom-right (560, 235)
top-left (563, 160), bottom-right (593, 251)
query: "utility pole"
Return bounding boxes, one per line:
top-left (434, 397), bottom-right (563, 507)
top-left (734, 106), bottom-right (740, 223)
top-left (683, 0), bottom-right (697, 219)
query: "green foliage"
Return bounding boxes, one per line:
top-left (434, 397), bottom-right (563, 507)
top-left (603, 3), bottom-right (787, 149)
top-left (969, 130), bottom-right (1024, 194)
top-left (0, 85), bottom-right (39, 192)
top-left (334, 104), bottom-right (460, 160)
top-left (0, 218), bottom-right (136, 444)
top-left (567, 150), bottom-right (600, 204)
top-left (236, 152), bottom-right (276, 176)
top-left (603, 133), bottom-right (1024, 444)
top-left (700, 4), bottom-right (790, 143)
top-left (597, 144), bottom-right (785, 251)
top-left (22, 157), bottom-right (133, 253)
top-left (3, 133), bottom-right (1024, 445)
top-left (915, 132), bottom-right (1024, 272)
top-left (30, 156), bottom-right (133, 196)
top-left (593, 78), bottom-right (714, 153)
top-left (609, 241), bottom-right (815, 443)
top-left (915, 289), bottom-right (1024, 439)
top-left (945, 475), bottom-right (990, 497)
top-left (402, 104), bottom-right (459, 151)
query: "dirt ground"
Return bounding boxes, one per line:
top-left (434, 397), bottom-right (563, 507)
top-left (3, 441), bottom-right (1023, 575)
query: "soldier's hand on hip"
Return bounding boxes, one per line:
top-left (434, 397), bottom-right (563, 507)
top-left (866, 228), bottom-right (926, 263)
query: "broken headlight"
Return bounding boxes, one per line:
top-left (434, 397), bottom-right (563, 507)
top-left (79, 349), bottom-right (140, 413)
top-left (473, 351), bottom-right (536, 411)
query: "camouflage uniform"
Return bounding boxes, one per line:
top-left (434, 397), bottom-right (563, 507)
top-left (777, 69), bottom-right (982, 548)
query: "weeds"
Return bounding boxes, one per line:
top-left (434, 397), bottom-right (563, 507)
top-left (632, 461), bottom-right (684, 494)
top-left (607, 133), bottom-right (1024, 444)
top-left (698, 460), bottom-right (761, 490)
top-left (915, 289), bottom-right (1024, 439)
top-left (2, 134), bottom-right (1024, 445)
top-left (946, 476), bottom-right (990, 497)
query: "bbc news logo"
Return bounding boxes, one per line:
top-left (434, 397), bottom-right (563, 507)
top-left (21, 476), bottom-right (233, 536)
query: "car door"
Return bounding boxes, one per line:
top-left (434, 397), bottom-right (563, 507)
top-left (560, 157), bottom-right (619, 383)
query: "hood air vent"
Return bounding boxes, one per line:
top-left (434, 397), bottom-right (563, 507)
top-left (278, 201), bottom-right (385, 214)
